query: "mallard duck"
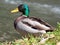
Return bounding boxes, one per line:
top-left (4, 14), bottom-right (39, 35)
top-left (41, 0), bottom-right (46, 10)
top-left (11, 4), bottom-right (54, 37)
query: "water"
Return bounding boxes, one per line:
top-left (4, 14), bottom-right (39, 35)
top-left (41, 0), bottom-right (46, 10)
top-left (5, 0), bottom-right (60, 25)
top-left (0, 0), bottom-right (60, 42)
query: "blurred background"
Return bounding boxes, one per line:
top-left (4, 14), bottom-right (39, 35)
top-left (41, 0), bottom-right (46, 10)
top-left (0, 0), bottom-right (60, 42)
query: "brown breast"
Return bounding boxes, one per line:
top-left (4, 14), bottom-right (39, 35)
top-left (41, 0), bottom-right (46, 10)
top-left (14, 15), bottom-right (27, 29)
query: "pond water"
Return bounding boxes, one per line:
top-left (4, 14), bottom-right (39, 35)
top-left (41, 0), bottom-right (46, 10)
top-left (4, 0), bottom-right (60, 26)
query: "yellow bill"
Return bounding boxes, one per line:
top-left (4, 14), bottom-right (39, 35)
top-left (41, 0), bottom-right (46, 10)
top-left (11, 8), bottom-right (19, 13)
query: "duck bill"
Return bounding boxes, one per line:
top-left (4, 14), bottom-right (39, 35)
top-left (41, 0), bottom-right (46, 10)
top-left (11, 8), bottom-right (19, 13)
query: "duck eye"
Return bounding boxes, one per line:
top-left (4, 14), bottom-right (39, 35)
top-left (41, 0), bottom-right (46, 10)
top-left (18, 4), bottom-right (24, 12)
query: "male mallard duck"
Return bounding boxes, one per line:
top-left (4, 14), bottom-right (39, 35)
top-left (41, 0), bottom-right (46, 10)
top-left (11, 4), bottom-right (54, 37)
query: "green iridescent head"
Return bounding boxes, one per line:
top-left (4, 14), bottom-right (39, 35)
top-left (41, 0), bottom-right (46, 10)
top-left (11, 4), bottom-right (30, 17)
top-left (18, 4), bottom-right (30, 17)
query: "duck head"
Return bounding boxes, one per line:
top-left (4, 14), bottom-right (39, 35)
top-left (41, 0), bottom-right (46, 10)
top-left (11, 4), bottom-right (30, 17)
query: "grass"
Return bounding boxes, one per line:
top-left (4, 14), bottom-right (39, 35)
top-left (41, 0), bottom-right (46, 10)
top-left (0, 23), bottom-right (60, 45)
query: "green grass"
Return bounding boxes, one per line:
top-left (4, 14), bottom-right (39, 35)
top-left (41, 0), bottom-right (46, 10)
top-left (0, 23), bottom-right (60, 45)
